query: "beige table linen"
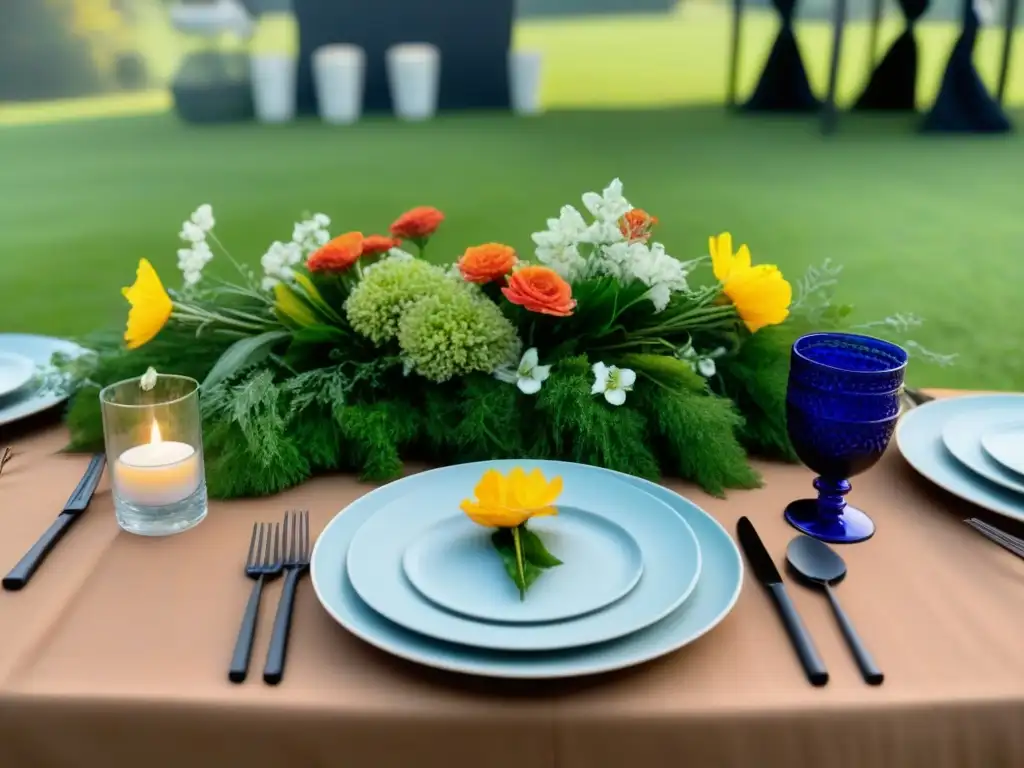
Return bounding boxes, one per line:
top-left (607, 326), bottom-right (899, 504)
top-left (1, 398), bottom-right (1022, 768)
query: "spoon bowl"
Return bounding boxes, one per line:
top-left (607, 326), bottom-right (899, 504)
top-left (786, 534), bottom-right (848, 585)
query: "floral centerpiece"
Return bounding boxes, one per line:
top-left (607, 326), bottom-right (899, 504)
top-left (54, 180), bottom-right (951, 499)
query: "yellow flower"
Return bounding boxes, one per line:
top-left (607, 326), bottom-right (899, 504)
top-left (709, 232), bottom-right (792, 333)
top-left (122, 259), bottom-right (173, 349)
top-left (460, 467), bottom-right (563, 529)
top-left (273, 282), bottom-right (319, 328)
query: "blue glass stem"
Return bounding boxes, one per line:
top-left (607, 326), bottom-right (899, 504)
top-left (814, 477), bottom-right (851, 518)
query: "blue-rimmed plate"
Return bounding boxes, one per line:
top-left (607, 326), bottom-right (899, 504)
top-left (402, 507), bottom-right (644, 624)
top-left (311, 461), bottom-right (743, 679)
top-left (0, 334), bottom-right (86, 427)
top-left (345, 462), bottom-right (699, 651)
top-left (897, 394), bottom-right (1024, 523)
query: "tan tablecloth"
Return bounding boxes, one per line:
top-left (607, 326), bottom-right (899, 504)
top-left (1, 397), bottom-right (1023, 768)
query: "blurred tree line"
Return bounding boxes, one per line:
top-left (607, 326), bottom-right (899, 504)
top-left (0, 0), bottom-right (103, 100)
top-left (0, 0), bottom-right (151, 101)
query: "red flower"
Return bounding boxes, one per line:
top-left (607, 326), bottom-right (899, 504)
top-left (361, 235), bottom-right (402, 256)
top-left (389, 206), bottom-right (444, 241)
top-left (307, 232), bottom-right (364, 273)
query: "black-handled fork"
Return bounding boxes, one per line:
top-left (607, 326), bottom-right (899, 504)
top-left (263, 509), bottom-right (310, 685)
top-left (228, 522), bottom-right (282, 683)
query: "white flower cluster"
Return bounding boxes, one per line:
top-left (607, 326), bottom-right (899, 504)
top-left (531, 179), bottom-right (690, 312)
top-left (177, 204), bottom-right (216, 286)
top-left (260, 213), bottom-right (331, 291)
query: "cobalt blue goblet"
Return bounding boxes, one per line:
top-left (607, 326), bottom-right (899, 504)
top-left (784, 332), bottom-right (908, 544)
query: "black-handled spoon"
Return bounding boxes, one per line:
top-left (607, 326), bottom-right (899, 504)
top-left (786, 535), bottom-right (884, 686)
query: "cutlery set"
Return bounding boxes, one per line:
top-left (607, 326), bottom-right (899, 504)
top-left (229, 509), bottom-right (310, 685)
top-left (737, 516), bottom-right (883, 687)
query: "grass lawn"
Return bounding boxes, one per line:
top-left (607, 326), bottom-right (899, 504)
top-left (0, 7), bottom-right (1021, 391)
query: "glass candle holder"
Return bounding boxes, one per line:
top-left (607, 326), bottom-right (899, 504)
top-left (99, 374), bottom-right (208, 536)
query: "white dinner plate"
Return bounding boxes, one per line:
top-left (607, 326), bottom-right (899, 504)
top-left (310, 461), bottom-right (743, 679)
top-left (0, 334), bottom-right (87, 427)
top-left (897, 394), bottom-right (1024, 523)
top-left (345, 461), bottom-right (701, 651)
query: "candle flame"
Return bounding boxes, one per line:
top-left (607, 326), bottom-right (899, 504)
top-left (150, 419), bottom-right (163, 445)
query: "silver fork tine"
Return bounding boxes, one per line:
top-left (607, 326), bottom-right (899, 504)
top-left (965, 519), bottom-right (1024, 559)
top-left (972, 519), bottom-right (1024, 547)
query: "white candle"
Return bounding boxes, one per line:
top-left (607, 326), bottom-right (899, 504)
top-left (114, 420), bottom-right (202, 507)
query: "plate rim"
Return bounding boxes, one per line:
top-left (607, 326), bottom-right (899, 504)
top-left (979, 421), bottom-right (1024, 477)
top-left (0, 351), bottom-right (35, 399)
top-left (896, 393), bottom-right (1024, 523)
top-left (940, 409), bottom-right (1024, 495)
top-left (343, 464), bottom-right (702, 651)
top-left (0, 333), bottom-right (87, 426)
top-left (400, 506), bottom-right (646, 625)
top-left (310, 460), bottom-right (743, 679)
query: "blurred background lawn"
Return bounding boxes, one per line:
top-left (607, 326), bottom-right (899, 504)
top-left (0, 2), bottom-right (1022, 389)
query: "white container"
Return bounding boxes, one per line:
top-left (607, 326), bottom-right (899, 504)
top-left (385, 43), bottom-right (441, 121)
top-left (509, 50), bottom-right (543, 116)
top-left (250, 53), bottom-right (296, 123)
top-left (313, 44), bottom-right (366, 124)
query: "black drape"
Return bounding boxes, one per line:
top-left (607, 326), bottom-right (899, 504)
top-left (292, 0), bottom-right (513, 115)
top-left (853, 0), bottom-right (929, 110)
top-left (921, 0), bottom-right (1012, 132)
top-left (743, 0), bottom-right (820, 112)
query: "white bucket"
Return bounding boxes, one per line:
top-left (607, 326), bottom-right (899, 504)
top-left (509, 50), bottom-right (543, 116)
top-left (385, 43), bottom-right (441, 121)
top-left (250, 54), bottom-right (296, 124)
top-left (312, 45), bottom-right (366, 125)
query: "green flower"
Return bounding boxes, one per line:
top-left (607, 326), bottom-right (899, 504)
top-left (399, 282), bottom-right (521, 383)
top-left (345, 256), bottom-right (451, 345)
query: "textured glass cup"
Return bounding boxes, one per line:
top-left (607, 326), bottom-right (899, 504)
top-left (99, 374), bottom-right (208, 536)
top-left (784, 333), bottom-right (908, 543)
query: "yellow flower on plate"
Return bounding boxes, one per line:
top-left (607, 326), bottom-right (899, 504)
top-left (122, 259), bottom-right (173, 349)
top-left (709, 232), bottom-right (792, 333)
top-left (460, 467), bottom-right (563, 529)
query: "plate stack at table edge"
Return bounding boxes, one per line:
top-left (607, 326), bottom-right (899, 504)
top-left (897, 393), bottom-right (1024, 523)
top-left (0, 334), bottom-right (87, 429)
top-left (310, 460), bottom-right (744, 679)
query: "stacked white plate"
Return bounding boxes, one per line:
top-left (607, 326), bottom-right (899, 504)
top-left (897, 394), bottom-right (1024, 523)
top-left (0, 334), bottom-right (86, 428)
top-left (310, 460), bottom-right (744, 679)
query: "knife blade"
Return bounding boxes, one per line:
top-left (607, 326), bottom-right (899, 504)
top-left (3, 453), bottom-right (107, 591)
top-left (736, 516), bottom-right (829, 686)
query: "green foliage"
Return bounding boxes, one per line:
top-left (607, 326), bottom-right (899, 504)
top-left (423, 376), bottom-right (527, 460)
top-left (335, 400), bottom-right (422, 481)
top-left (398, 282), bottom-right (520, 382)
top-left (618, 353), bottom-right (707, 394)
top-left (717, 325), bottom-right (802, 461)
top-left (201, 370), bottom-right (310, 497)
top-left (64, 384), bottom-right (104, 452)
top-left (533, 357), bottom-right (660, 479)
top-left (635, 384), bottom-right (761, 497)
top-left (202, 330), bottom-right (290, 390)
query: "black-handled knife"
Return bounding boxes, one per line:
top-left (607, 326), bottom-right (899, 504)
top-left (736, 516), bottom-right (829, 687)
top-left (3, 453), bottom-right (107, 591)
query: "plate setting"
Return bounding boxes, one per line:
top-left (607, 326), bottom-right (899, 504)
top-left (0, 352), bottom-right (35, 401)
top-left (345, 462), bottom-right (700, 651)
top-left (311, 460), bottom-right (743, 679)
top-left (980, 422), bottom-right (1024, 478)
top-left (403, 506), bottom-right (644, 624)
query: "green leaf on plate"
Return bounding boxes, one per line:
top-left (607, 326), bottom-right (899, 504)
top-left (491, 524), bottom-right (561, 600)
top-left (520, 526), bottom-right (563, 569)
